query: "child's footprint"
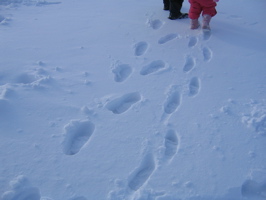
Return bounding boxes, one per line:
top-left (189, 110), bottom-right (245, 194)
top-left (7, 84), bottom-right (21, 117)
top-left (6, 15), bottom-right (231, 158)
top-left (189, 77), bottom-right (201, 97)
top-left (202, 46), bottom-right (212, 62)
top-left (164, 129), bottom-right (179, 161)
top-left (140, 60), bottom-right (166, 76)
top-left (188, 36), bottom-right (198, 48)
top-left (62, 120), bottom-right (95, 155)
top-left (134, 41), bottom-right (148, 56)
top-left (158, 33), bottom-right (179, 44)
top-left (128, 152), bottom-right (156, 191)
top-left (106, 92), bottom-right (141, 114)
top-left (203, 30), bottom-right (212, 41)
top-left (164, 85), bottom-right (182, 114)
top-left (183, 55), bottom-right (196, 73)
top-left (112, 64), bottom-right (132, 82)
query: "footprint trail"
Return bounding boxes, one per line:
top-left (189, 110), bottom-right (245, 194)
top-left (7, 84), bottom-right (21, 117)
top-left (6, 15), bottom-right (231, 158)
top-left (128, 152), bottom-right (156, 191)
top-left (183, 55), bottom-right (196, 73)
top-left (106, 92), bottom-right (141, 114)
top-left (188, 36), bottom-right (198, 48)
top-left (140, 60), bottom-right (166, 76)
top-left (134, 41), bottom-right (148, 56)
top-left (163, 86), bottom-right (182, 115)
top-left (202, 46), bottom-right (212, 62)
top-left (62, 120), bottom-right (95, 155)
top-left (112, 64), bottom-right (132, 82)
top-left (164, 129), bottom-right (179, 161)
top-left (158, 33), bottom-right (179, 44)
top-left (189, 77), bottom-right (201, 97)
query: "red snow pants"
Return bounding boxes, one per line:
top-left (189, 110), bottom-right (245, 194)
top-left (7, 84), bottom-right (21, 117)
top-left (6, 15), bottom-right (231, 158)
top-left (188, 0), bottom-right (217, 19)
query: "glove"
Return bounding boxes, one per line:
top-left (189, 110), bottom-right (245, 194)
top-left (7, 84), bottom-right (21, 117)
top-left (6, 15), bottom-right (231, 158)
top-left (213, 0), bottom-right (219, 2)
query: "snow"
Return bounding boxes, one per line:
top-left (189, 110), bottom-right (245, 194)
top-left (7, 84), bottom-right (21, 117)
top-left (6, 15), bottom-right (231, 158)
top-left (0, 0), bottom-right (266, 199)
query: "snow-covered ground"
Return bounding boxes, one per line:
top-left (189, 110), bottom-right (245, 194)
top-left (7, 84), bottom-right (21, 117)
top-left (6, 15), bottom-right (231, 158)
top-left (0, 0), bottom-right (266, 199)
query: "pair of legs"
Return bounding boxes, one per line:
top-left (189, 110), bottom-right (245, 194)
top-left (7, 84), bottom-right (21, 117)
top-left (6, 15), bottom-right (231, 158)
top-left (163, 0), bottom-right (188, 20)
top-left (188, 0), bottom-right (217, 29)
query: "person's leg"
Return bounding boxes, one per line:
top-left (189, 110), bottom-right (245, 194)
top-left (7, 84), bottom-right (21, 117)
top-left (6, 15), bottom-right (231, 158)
top-left (201, 0), bottom-right (217, 29)
top-left (201, 0), bottom-right (217, 17)
top-left (189, 0), bottom-right (201, 29)
top-left (163, 0), bottom-right (170, 10)
top-left (169, 0), bottom-right (188, 20)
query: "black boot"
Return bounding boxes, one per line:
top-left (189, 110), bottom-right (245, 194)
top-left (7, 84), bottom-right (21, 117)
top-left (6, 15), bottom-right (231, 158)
top-left (168, 13), bottom-right (188, 20)
top-left (168, 0), bottom-right (188, 20)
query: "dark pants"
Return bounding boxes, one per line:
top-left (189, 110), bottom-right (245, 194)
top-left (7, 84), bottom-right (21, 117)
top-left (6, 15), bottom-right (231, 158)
top-left (164, 0), bottom-right (184, 16)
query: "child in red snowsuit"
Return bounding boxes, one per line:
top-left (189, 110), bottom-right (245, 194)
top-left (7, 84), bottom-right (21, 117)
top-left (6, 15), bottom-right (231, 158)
top-left (188, 0), bottom-right (219, 30)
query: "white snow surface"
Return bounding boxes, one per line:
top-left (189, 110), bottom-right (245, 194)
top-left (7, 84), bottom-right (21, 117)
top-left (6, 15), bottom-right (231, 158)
top-left (0, 0), bottom-right (266, 199)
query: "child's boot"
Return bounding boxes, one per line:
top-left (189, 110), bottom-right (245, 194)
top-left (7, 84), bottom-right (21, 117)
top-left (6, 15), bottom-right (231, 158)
top-left (190, 19), bottom-right (200, 29)
top-left (202, 14), bottom-right (212, 30)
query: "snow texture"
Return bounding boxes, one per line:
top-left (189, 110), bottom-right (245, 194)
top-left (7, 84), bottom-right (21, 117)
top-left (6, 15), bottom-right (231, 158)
top-left (0, 0), bottom-right (266, 199)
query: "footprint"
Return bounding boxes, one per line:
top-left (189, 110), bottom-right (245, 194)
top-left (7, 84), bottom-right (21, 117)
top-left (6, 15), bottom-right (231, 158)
top-left (188, 36), bottom-right (198, 48)
top-left (112, 64), bottom-right (132, 82)
top-left (183, 56), bottom-right (196, 73)
top-left (140, 60), bottom-right (166, 76)
top-left (202, 46), bottom-right (212, 62)
top-left (189, 77), bottom-right (201, 97)
top-left (203, 30), bottom-right (212, 41)
top-left (164, 129), bottom-right (179, 161)
top-left (128, 153), bottom-right (156, 191)
top-left (134, 41), bottom-right (148, 56)
top-left (164, 86), bottom-right (182, 114)
top-left (62, 120), bottom-right (95, 155)
top-left (2, 175), bottom-right (41, 200)
top-left (106, 92), bottom-right (141, 114)
top-left (148, 19), bottom-right (163, 30)
top-left (158, 33), bottom-right (178, 44)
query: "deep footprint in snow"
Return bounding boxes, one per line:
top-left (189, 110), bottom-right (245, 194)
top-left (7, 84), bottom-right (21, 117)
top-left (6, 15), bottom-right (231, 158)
top-left (203, 30), bottom-right (212, 41)
top-left (106, 92), bottom-right (141, 114)
top-left (188, 36), bottom-right (198, 48)
top-left (134, 41), bottom-right (148, 56)
top-left (62, 120), bottom-right (95, 155)
top-left (112, 64), bottom-right (132, 82)
top-left (202, 46), bottom-right (212, 62)
top-left (189, 77), bottom-right (201, 97)
top-left (164, 129), bottom-right (179, 161)
top-left (128, 152), bottom-right (156, 191)
top-left (1, 175), bottom-right (41, 200)
top-left (140, 60), bottom-right (166, 75)
top-left (164, 86), bottom-right (182, 114)
top-left (148, 19), bottom-right (163, 30)
top-left (183, 55), bottom-right (196, 73)
top-left (158, 33), bottom-right (179, 44)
